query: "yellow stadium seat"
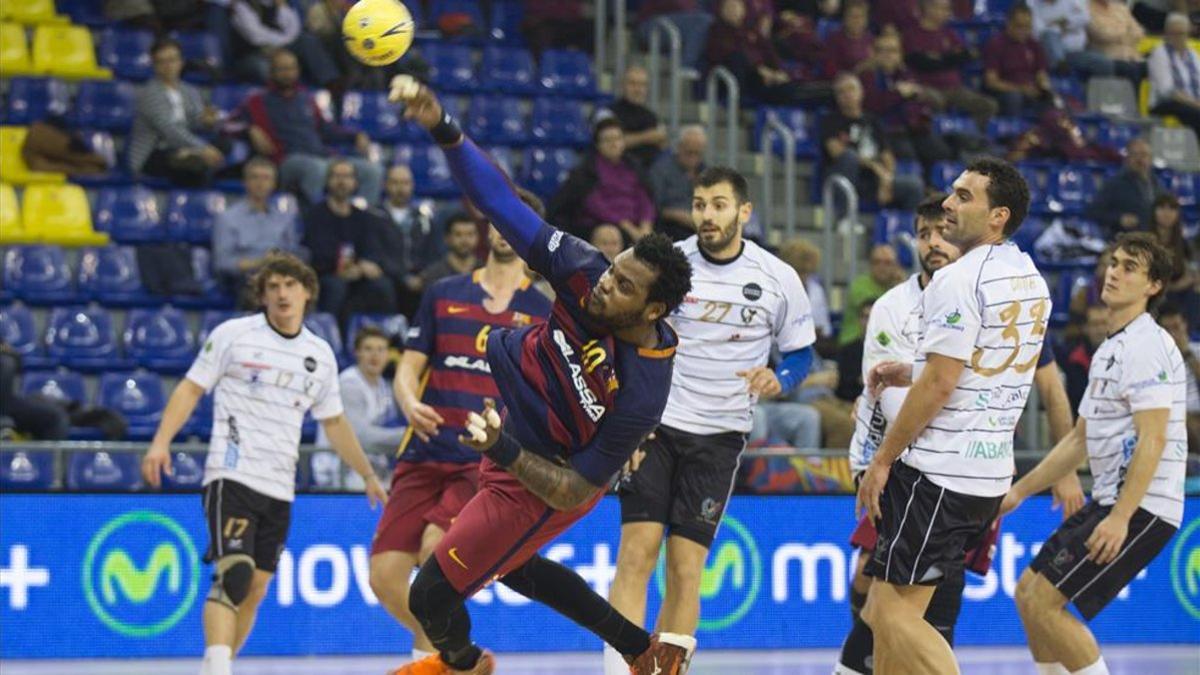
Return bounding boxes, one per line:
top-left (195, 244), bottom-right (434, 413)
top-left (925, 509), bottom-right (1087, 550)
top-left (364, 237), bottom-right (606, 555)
top-left (0, 23), bottom-right (34, 76)
top-left (5, 0), bottom-right (67, 25)
top-left (21, 183), bottom-right (108, 246)
top-left (0, 183), bottom-right (36, 244)
top-left (31, 24), bottom-right (111, 79)
top-left (0, 127), bottom-right (67, 185)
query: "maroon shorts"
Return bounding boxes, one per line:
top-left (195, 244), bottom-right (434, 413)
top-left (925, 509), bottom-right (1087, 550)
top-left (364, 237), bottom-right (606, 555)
top-left (850, 514), bottom-right (1000, 576)
top-left (371, 461), bottom-right (480, 556)
top-left (433, 457), bottom-right (603, 595)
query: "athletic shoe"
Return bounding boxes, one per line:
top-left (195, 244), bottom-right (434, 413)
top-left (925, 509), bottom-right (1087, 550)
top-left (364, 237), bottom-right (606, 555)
top-left (629, 633), bottom-right (697, 675)
top-left (388, 650), bottom-right (496, 675)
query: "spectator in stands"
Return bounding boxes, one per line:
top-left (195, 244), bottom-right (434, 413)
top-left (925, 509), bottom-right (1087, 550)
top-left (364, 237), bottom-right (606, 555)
top-left (772, 5), bottom-right (830, 79)
top-left (521, 0), bottom-right (594, 59)
top-left (1152, 193), bottom-right (1200, 323)
top-left (874, 0), bottom-right (921, 33)
top-left (1147, 12), bottom-right (1200, 137)
top-left (302, 159), bottom-right (400, 324)
top-left (1031, 0), bottom-right (1114, 77)
top-left (1086, 0), bottom-right (1147, 81)
top-left (825, 0), bottom-right (877, 75)
top-left (595, 65), bottom-right (670, 170)
top-left (838, 243), bottom-right (903, 345)
top-left (778, 237), bottom-right (835, 348)
top-left (649, 125), bottom-right (708, 241)
top-left (636, 0), bottom-right (715, 70)
top-left (548, 118), bottom-right (656, 243)
top-left (382, 164), bottom-right (440, 316)
top-left (750, 396), bottom-right (823, 449)
top-left (1087, 137), bottom-right (1166, 235)
top-left (416, 212), bottom-right (481, 289)
top-left (130, 38), bottom-right (225, 187)
top-left (903, 0), bottom-right (999, 130)
top-left (811, 297), bottom-right (875, 448)
top-left (984, 4), bottom-right (1057, 117)
top-left (590, 223), bottom-right (627, 261)
top-left (862, 32), bottom-right (955, 173)
top-left (1159, 304), bottom-right (1200, 453)
top-left (820, 73), bottom-right (926, 213)
top-left (1131, 0), bottom-right (1188, 34)
top-left (240, 49), bottom-right (383, 206)
top-left (212, 157), bottom-right (305, 306)
top-left (1059, 303), bottom-right (1108, 411)
top-left (0, 343), bottom-right (68, 441)
top-left (230, 0), bottom-right (341, 87)
top-left (1007, 106), bottom-right (1123, 163)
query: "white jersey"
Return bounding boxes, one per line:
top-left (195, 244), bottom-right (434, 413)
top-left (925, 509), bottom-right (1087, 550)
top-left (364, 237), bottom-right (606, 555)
top-left (849, 274), bottom-right (924, 473)
top-left (904, 242), bottom-right (1051, 497)
top-left (662, 238), bottom-right (816, 435)
top-left (186, 314), bottom-right (343, 502)
top-left (1079, 313), bottom-right (1188, 526)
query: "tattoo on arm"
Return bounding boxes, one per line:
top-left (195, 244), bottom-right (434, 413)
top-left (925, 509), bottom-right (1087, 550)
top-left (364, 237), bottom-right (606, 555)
top-left (506, 449), bottom-right (598, 511)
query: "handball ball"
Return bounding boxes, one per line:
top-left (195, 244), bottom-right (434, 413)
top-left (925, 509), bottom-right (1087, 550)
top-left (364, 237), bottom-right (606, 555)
top-left (342, 0), bottom-right (415, 67)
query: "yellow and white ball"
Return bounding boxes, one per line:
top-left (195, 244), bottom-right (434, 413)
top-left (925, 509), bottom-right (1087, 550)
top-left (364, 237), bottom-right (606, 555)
top-left (342, 0), bottom-right (415, 67)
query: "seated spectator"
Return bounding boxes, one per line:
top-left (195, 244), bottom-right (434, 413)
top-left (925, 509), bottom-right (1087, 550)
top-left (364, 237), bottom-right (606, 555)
top-left (417, 213), bottom-right (481, 290)
top-left (825, 0), bottom-right (877, 75)
top-left (212, 157), bottom-right (305, 306)
top-left (383, 164), bottom-right (440, 316)
top-left (811, 298), bottom-right (875, 448)
top-left (1159, 304), bottom-right (1200, 454)
top-left (0, 343), bottom-right (68, 441)
top-left (104, 0), bottom-right (210, 32)
top-left (1147, 13), bottom-right (1200, 137)
top-left (548, 119), bottom-right (656, 243)
top-left (1059, 303), bottom-right (1108, 411)
top-left (704, 0), bottom-right (833, 106)
top-left (873, 0), bottom-right (921, 33)
top-left (771, 7), bottom-right (828, 79)
top-left (838, 243), bottom-right (903, 345)
top-left (649, 125), bottom-right (708, 241)
top-left (750, 398), bottom-right (823, 450)
top-left (1086, 137), bottom-right (1166, 235)
top-left (778, 237), bottom-right (835, 351)
top-left (521, 0), bottom-right (594, 59)
top-left (230, 0), bottom-right (340, 87)
top-left (302, 160), bottom-right (401, 324)
top-left (595, 65), bottom-right (669, 170)
top-left (636, 0), bottom-right (715, 70)
top-left (1006, 106), bottom-right (1122, 163)
top-left (1031, 0), bottom-right (1115, 77)
top-left (130, 38), bottom-right (225, 186)
top-left (590, 223), bottom-right (627, 261)
top-left (1152, 193), bottom-right (1200, 322)
top-left (821, 73), bottom-right (925, 212)
top-left (861, 32), bottom-right (954, 172)
top-left (903, 0), bottom-right (998, 130)
top-left (984, 4), bottom-right (1057, 117)
top-left (1086, 0), bottom-right (1147, 82)
top-left (239, 49), bottom-right (382, 206)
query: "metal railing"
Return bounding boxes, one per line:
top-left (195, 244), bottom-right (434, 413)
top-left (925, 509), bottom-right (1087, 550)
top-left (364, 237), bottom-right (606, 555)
top-left (646, 16), bottom-right (683, 140)
top-left (593, 0), bottom-right (629, 93)
top-left (760, 111), bottom-right (797, 239)
top-left (821, 174), bottom-right (859, 287)
top-left (704, 66), bottom-right (739, 168)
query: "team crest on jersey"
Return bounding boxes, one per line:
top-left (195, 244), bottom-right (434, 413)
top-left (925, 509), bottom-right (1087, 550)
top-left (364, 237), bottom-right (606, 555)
top-left (876, 331), bottom-right (891, 346)
top-left (304, 356), bottom-right (317, 372)
top-left (742, 282), bottom-right (763, 301)
top-left (740, 306), bottom-right (758, 324)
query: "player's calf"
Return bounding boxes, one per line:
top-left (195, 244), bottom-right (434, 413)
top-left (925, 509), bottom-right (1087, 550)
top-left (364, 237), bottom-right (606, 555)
top-left (208, 553), bottom-right (255, 610)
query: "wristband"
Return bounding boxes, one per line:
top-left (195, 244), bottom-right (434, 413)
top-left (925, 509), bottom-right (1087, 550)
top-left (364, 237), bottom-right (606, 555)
top-left (484, 429), bottom-right (521, 467)
top-left (430, 109), bottom-right (463, 146)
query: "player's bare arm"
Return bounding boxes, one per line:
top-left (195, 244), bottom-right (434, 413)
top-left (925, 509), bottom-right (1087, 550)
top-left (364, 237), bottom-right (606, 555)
top-left (1000, 417), bottom-right (1089, 516)
top-left (394, 349), bottom-right (443, 442)
top-left (1034, 360), bottom-right (1086, 518)
top-left (319, 413), bottom-right (389, 508)
top-left (141, 378), bottom-right (206, 488)
top-left (1086, 407), bottom-right (1170, 564)
top-left (857, 353), bottom-right (962, 521)
top-left (867, 360), bottom-right (914, 398)
top-left (736, 367), bottom-right (783, 398)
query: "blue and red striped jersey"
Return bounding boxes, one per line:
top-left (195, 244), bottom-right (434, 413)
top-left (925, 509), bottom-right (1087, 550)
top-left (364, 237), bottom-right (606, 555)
top-left (400, 269), bottom-right (551, 463)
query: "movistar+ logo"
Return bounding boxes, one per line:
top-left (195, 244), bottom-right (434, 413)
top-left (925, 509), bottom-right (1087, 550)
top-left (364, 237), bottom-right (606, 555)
top-left (654, 515), bottom-right (761, 631)
top-left (1170, 517), bottom-right (1200, 620)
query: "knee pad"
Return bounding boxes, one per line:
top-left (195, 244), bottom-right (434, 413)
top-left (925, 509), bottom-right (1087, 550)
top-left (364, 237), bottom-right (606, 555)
top-left (208, 554), bottom-right (255, 609)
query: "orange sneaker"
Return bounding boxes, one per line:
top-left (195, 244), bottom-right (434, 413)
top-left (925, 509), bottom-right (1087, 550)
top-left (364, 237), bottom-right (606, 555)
top-left (388, 650), bottom-right (496, 675)
top-left (628, 634), bottom-right (696, 675)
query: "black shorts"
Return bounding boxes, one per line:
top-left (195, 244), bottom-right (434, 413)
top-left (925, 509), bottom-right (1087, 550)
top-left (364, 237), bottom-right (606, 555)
top-left (202, 478), bottom-right (292, 573)
top-left (864, 461), bottom-right (1001, 586)
top-left (1029, 501), bottom-right (1177, 621)
top-left (618, 424), bottom-right (746, 548)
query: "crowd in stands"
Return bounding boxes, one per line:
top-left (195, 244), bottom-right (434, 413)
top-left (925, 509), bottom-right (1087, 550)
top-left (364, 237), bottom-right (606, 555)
top-left (1, 0), bottom-right (1198, 491)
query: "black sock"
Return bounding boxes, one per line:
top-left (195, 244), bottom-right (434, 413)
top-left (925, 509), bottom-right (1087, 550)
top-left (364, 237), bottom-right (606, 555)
top-left (408, 557), bottom-right (481, 669)
top-left (501, 554), bottom-right (652, 658)
top-left (923, 566), bottom-right (965, 646)
top-left (838, 614), bottom-right (875, 674)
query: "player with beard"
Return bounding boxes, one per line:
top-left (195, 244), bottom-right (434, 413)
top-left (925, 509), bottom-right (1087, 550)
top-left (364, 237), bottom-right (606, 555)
top-left (834, 197), bottom-right (1080, 674)
top-left (602, 167), bottom-right (817, 675)
top-left (368, 210), bottom-right (552, 664)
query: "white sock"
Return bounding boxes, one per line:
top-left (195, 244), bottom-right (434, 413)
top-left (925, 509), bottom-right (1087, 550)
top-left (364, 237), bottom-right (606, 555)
top-left (1071, 657), bottom-right (1110, 675)
top-left (658, 633), bottom-right (697, 661)
top-left (412, 648), bottom-right (434, 661)
top-left (833, 663), bottom-right (868, 675)
top-left (202, 645), bottom-right (232, 675)
top-left (1035, 664), bottom-right (1070, 675)
top-left (603, 644), bottom-right (629, 675)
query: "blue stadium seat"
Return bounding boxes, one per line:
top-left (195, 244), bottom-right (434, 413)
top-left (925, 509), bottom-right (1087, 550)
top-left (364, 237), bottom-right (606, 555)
top-left (161, 451), bottom-right (206, 490)
top-left (422, 43), bottom-right (476, 92)
top-left (933, 114), bottom-right (977, 136)
top-left (755, 107), bottom-right (819, 158)
top-left (1010, 216), bottom-right (1045, 254)
top-left (3, 245), bottom-right (77, 305)
top-left (46, 305), bottom-right (131, 372)
top-left (3, 77), bottom-right (69, 125)
top-left (1096, 121), bottom-right (1140, 151)
top-left (530, 98), bottom-right (589, 147)
top-left (395, 145), bottom-right (459, 198)
top-left (341, 90), bottom-right (410, 142)
top-left (346, 313), bottom-right (409, 355)
top-left (20, 368), bottom-right (104, 439)
top-left (874, 210), bottom-right (916, 268)
top-left (430, 0), bottom-right (486, 38)
top-left (199, 310), bottom-right (239, 344)
top-left (522, 146), bottom-right (577, 198)
top-left (481, 44), bottom-right (536, 94)
top-left (59, 0), bottom-right (109, 26)
top-left (173, 247), bottom-right (234, 309)
top-left (301, 412), bottom-right (317, 444)
top-left (70, 130), bottom-right (127, 188)
top-left (1166, 172), bottom-right (1197, 211)
top-left (173, 31), bottom-right (222, 83)
top-left (165, 190), bottom-right (226, 244)
top-left (304, 312), bottom-right (345, 357)
top-left (124, 306), bottom-right (195, 374)
top-left (986, 116), bottom-right (1032, 141)
top-left (0, 451), bottom-right (55, 490)
top-left (0, 303), bottom-right (53, 369)
top-left (92, 186), bottom-right (164, 242)
top-left (181, 394), bottom-right (213, 440)
top-left (98, 370), bottom-right (166, 440)
top-left (97, 27), bottom-right (154, 80)
top-left (488, 0), bottom-right (525, 43)
top-left (209, 83), bottom-right (253, 116)
top-left (67, 451), bottom-right (143, 491)
top-left (466, 96), bottom-right (529, 145)
top-left (1050, 76), bottom-right (1084, 106)
top-left (1051, 269), bottom-right (1089, 325)
top-left (71, 80), bottom-right (135, 132)
top-left (929, 161), bottom-right (965, 192)
top-left (77, 245), bottom-right (158, 306)
top-left (1045, 168), bottom-right (1094, 215)
top-left (485, 145), bottom-right (517, 179)
top-left (539, 49), bottom-right (597, 97)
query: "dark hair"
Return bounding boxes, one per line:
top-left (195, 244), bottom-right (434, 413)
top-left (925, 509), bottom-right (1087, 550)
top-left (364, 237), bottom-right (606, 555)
top-left (632, 232), bottom-right (693, 316)
top-left (250, 251), bottom-right (319, 312)
top-left (964, 156), bottom-right (1030, 236)
top-left (695, 166), bottom-right (750, 204)
top-left (149, 37), bottom-right (182, 59)
top-left (593, 117), bottom-right (624, 145)
top-left (1153, 193), bottom-right (1180, 210)
top-left (1112, 232), bottom-right (1173, 309)
top-left (915, 192), bottom-right (947, 223)
top-left (443, 211), bottom-right (477, 234)
top-left (1007, 2), bottom-right (1032, 19)
top-left (353, 325), bottom-right (388, 351)
top-left (325, 158), bottom-right (357, 186)
top-left (243, 156), bottom-right (276, 177)
top-left (843, 0), bottom-right (869, 15)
